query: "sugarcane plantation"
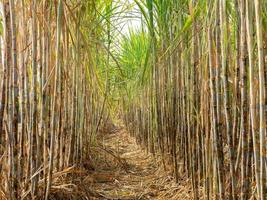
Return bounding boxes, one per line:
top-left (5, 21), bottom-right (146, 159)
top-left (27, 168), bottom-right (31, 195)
top-left (0, 0), bottom-right (267, 199)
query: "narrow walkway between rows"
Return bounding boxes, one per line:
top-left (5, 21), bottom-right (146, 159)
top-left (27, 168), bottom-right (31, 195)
top-left (80, 126), bottom-right (193, 200)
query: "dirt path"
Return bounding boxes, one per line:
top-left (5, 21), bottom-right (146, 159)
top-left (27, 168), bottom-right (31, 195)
top-left (82, 127), bottom-right (193, 200)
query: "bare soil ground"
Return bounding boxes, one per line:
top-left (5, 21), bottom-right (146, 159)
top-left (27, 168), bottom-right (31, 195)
top-left (48, 127), bottom-right (195, 200)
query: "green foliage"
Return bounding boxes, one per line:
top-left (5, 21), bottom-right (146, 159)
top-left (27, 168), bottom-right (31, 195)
top-left (113, 29), bottom-right (150, 98)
